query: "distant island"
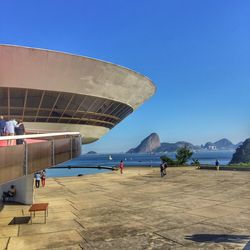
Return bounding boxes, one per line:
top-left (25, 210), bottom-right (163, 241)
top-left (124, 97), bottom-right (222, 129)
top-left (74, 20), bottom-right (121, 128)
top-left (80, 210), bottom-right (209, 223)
top-left (86, 151), bottom-right (97, 154)
top-left (127, 133), bottom-right (243, 153)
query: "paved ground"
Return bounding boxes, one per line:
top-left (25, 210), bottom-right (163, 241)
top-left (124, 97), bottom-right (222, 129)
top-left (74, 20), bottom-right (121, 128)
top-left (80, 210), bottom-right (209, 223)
top-left (0, 167), bottom-right (250, 249)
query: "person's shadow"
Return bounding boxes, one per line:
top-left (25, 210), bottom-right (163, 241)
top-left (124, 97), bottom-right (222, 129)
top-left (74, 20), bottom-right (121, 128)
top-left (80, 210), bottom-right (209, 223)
top-left (185, 234), bottom-right (250, 249)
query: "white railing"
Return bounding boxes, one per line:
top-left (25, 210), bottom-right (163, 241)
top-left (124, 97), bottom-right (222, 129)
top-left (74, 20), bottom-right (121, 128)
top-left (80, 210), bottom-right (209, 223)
top-left (0, 131), bottom-right (80, 141)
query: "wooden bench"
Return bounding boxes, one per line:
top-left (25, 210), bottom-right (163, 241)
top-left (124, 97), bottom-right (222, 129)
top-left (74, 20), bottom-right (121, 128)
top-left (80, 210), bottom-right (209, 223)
top-left (29, 203), bottom-right (49, 224)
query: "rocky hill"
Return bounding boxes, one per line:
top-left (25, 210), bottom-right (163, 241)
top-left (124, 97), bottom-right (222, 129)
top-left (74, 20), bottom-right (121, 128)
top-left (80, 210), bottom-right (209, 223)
top-left (86, 151), bottom-right (97, 154)
top-left (127, 133), bottom-right (160, 153)
top-left (127, 133), bottom-right (242, 153)
top-left (154, 141), bottom-right (196, 153)
top-left (230, 138), bottom-right (250, 164)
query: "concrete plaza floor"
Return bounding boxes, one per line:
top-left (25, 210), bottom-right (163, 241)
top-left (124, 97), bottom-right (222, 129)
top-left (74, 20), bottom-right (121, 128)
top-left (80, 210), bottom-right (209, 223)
top-left (0, 167), bottom-right (250, 249)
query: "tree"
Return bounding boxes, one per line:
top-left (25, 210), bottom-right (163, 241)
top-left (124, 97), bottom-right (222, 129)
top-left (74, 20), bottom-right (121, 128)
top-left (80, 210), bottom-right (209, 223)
top-left (176, 146), bottom-right (193, 165)
top-left (160, 155), bottom-right (176, 165)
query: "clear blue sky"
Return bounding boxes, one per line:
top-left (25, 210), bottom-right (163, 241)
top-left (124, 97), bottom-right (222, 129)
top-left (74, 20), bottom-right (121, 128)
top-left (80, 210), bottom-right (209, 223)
top-left (1, 0), bottom-right (249, 152)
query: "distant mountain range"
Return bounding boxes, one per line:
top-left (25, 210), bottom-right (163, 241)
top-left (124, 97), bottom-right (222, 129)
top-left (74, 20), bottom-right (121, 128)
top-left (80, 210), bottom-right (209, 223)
top-left (127, 133), bottom-right (243, 153)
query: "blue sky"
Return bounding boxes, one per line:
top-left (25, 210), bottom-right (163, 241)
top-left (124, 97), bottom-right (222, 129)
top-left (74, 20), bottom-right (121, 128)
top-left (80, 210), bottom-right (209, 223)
top-left (1, 0), bottom-right (249, 152)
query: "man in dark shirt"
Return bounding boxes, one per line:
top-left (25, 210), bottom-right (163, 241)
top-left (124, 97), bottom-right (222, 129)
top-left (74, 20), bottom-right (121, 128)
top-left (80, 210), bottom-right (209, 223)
top-left (0, 116), bottom-right (6, 136)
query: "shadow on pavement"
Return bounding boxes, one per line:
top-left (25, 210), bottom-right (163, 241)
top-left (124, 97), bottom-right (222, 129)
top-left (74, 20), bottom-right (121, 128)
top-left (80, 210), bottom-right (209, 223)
top-left (185, 234), bottom-right (250, 243)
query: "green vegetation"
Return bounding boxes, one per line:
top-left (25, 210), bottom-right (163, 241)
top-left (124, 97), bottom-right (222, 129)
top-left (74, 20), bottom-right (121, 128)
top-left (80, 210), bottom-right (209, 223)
top-left (160, 155), bottom-right (176, 165)
top-left (191, 159), bottom-right (200, 166)
top-left (176, 146), bottom-right (193, 165)
top-left (161, 146), bottom-right (193, 166)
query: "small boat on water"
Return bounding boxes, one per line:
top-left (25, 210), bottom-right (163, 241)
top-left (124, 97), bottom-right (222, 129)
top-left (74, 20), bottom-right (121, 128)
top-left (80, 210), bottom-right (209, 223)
top-left (109, 155), bottom-right (112, 160)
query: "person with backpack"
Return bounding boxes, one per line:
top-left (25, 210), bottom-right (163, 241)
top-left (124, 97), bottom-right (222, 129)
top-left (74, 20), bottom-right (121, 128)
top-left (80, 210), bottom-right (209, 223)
top-left (160, 161), bottom-right (168, 177)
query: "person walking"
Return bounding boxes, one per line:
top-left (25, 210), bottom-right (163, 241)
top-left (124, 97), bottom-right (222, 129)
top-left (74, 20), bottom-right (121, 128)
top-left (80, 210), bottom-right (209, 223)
top-left (215, 159), bottom-right (220, 171)
top-left (160, 161), bottom-right (167, 177)
top-left (41, 170), bottom-right (46, 187)
top-left (15, 119), bottom-right (25, 145)
top-left (119, 160), bottom-right (124, 174)
top-left (35, 172), bottom-right (41, 188)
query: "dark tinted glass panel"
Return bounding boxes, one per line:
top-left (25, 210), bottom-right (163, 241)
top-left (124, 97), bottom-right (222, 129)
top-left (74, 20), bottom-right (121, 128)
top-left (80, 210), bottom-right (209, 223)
top-left (36, 118), bottom-right (47, 122)
top-left (56, 93), bottom-right (73, 110)
top-left (87, 99), bottom-right (104, 112)
top-left (0, 88), bottom-right (8, 106)
top-left (10, 88), bottom-right (26, 107)
top-left (41, 92), bottom-right (59, 109)
top-left (0, 108), bottom-right (8, 115)
top-left (78, 96), bottom-right (93, 111)
top-left (26, 89), bottom-right (42, 108)
top-left (48, 118), bottom-right (59, 123)
top-left (0, 87), bottom-right (132, 129)
top-left (24, 110), bottom-right (37, 116)
top-left (25, 117), bottom-right (36, 122)
top-left (67, 95), bottom-right (82, 111)
top-left (58, 119), bottom-right (69, 123)
top-left (38, 110), bottom-right (51, 116)
top-left (105, 103), bottom-right (120, 115)
top-left (62, 110), bottom-right (74, 117)
top-left (10, 108), bottom-right (22, 115)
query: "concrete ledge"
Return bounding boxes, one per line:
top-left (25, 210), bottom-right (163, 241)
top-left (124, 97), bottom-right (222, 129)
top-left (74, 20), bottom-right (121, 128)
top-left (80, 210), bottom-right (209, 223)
top-left (198, 166), bottom-right (250, 171)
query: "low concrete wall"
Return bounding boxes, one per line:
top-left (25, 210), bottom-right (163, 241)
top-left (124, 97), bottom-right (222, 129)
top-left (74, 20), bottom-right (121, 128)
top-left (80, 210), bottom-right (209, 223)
top-left (1, 174), bottom-right (34, 204)
top-left (199, 166), bottom-right (250, 171)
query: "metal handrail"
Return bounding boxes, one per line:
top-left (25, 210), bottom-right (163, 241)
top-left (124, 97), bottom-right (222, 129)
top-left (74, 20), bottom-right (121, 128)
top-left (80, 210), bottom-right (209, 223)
top-left (0, 132), bottom-right (80, 141)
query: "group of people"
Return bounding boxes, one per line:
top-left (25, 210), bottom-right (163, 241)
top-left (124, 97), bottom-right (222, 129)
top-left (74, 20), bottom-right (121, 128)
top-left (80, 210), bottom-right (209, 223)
top-left (34, 170), bottom-right (46, 188)
top-left (118, 160), bottom-right (169, 177)
top-left (0, 116), bottom-right (25, 145)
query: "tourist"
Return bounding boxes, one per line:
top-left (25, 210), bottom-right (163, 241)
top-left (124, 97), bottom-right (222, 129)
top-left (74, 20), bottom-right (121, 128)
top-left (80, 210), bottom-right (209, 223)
top-left (35, 172), bottom-right (41, 188)
top-left (2, 185), bottom-right (16, 202)
top-left (41, 170), bottom-right (46, 187)
top-left (160, 161), bottom-right (167, 177)
top-left (0, 116), bottom-right (6, 136)
top-left (119, 160), bottom-right (124, 174)
top-left (4, 118), bottom-right (17, 145)
top-left (15, 119), bottom-right (25, 145)
top-left (215, 159), bottom-right (220, 170)
top-left (163, 162), bottom-right (167, 176)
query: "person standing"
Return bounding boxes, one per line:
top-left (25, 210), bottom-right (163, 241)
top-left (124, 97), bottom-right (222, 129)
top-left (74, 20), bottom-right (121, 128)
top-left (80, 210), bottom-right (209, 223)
top-left (35, 172), bottom-right (41, 188)
top-left (0, 116), bottom-right (6, 136)
top-left (215, 159), bottom-right (220, 171)
top-left (41, 170), bottom-right (46, 187)
top-left (160, 162), bottom-right (165, 177)
top-left (15, 119), bottom-right (25, 145)
top-left (4, 118), bottom-right (17, 145)
top-left (119, 160), bottom-right (124, 174)
top-left (163, 162), bottom-right (167, 176)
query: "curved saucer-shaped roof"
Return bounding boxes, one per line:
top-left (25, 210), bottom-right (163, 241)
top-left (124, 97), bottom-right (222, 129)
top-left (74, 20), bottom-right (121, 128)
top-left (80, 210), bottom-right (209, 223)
top-left (0, 45), bottom-right (156, 143)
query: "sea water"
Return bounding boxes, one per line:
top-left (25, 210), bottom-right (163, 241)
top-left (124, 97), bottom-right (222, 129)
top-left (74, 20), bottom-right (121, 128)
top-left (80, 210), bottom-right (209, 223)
top-left (47, 150), bottom-right (235, 177)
